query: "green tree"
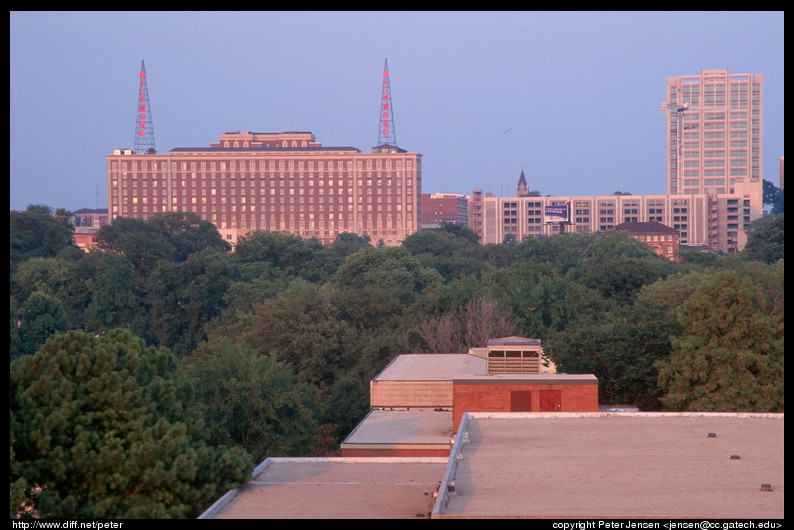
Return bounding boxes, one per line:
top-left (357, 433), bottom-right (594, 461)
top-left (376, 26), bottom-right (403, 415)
top-left (12, 257), bottom-right (75, 302)
top-left (220, 281), bottom-right (352, 390)
top-left (544, 300), bottom-right (677, 410)
top-left (403, 224), bottom-right (497, 281)
top-left (10, 205), bottom-right (76, 265)
top-left (636, 269), bottom-right (715, 316)
top-left (677, 248), bottom-right (719, 266)
top-left (476, 243), bottom-right (512, 269)
top-left (233, 230), bottom-right (340, 282)
top-left (762, 179), bottom-right (784, 214)
top-left (11, 257), bottom-right (85, 331)
top-left (323, 373), bottom-right (371, 443)
top-left (83, 251), bottom-right (142, 334)
top-left (436, 222), bottom-right (480, 244)
top-left (582, 257), bottom-right (674, 304)
top-left (146, 248), bottom-right (237, 357)
top-left (96, 212), bottom-right (230, 276)
top-left (330, 232), bottom-right (372, 258)
top-left (181, 337), bottom-right (324, 462)
top-left (511, 232), bottom-right (594, 275)
top-left (331, 246), bottom-right (441, 297)
top-left (581, 229), bottom-right (658, 265)
top-left (218, 264), bottom-right (292, 318)
top-left (508, 265), bottom-right (609, 340)
top-left (656, 269), bottom-right (784, 412)
top-left (330, 279), bottom-right (416, 380)
top-left (95, 216), bottom-right (175, 275)
top-left (403, 225), bottom-right (477, 258)
top-left (10, 329), bottom-right (252, 519)
top-left (146, 211), bottom-right (231, 258)
top-left (13, 291), bottom-right (68, 358)
top-left (742, 214), bottom-right (784, 264)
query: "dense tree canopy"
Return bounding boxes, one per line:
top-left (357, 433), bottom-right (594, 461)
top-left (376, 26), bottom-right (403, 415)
top-left (742, 214), bottom-right (784, 264)
top-left (13, 291), bottom-right (68, 358)
top-left (96, 212), bottom-right (231, 275)
top-left (10, 329), bottom-right (252, 519)
top-left (233, 230), bottom-right (340, 282)
top-left (181, 337), bottom-right (324, 462)
top-left (146, 248), bottom-right (239, 357)
top-left (656, 269), bottom-right (784, 412)
top-left (763, 179), bottom-right (784, 215)
top-left (10, 205), bottom-right (76, 264)
top-left (9, 205), bottom-right (785, 517)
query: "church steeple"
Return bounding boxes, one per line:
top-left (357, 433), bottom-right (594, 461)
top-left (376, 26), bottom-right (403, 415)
top-left (516, 169), bottom-right (529, 197)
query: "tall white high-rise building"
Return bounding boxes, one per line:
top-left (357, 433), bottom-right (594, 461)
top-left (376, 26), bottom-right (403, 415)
top-left (662, 70), bottom-right (763, 220)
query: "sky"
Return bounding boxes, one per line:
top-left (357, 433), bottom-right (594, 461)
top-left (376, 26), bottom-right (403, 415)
top-left (10, 11), bottom-right (785, 213)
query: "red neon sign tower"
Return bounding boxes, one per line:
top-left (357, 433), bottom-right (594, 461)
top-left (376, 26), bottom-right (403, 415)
top-left (134, 60), bottom-right (156, 154)
top-left (377, 59), bottom-right (397, 147)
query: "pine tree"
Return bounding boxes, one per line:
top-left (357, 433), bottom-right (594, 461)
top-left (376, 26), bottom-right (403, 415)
top-left (10, 329), bottom-right (252, 519)
top-left (656, 270), bottom-right (784, 412)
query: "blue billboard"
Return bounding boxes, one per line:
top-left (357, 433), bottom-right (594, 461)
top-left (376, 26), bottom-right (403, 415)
top-left (544, 204), bottom-right (570, 223)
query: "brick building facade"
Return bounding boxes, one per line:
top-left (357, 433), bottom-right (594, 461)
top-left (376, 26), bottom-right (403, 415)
top-left (107, 131), bottom-right (422, 247)
top-left (342, 338), bottom-right (599, 457)
top-left (613, 221), bottom-right (681, 261)
top-left (452, 374), bottom-right (599, 432)
top-left (420, 193), bottom-right (469, 229)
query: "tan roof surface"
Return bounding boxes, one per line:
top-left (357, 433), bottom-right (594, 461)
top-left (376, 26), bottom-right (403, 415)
top-left (373, 354), bottom-right (486, 381)
top-left (437, 412), bottom-right (784, 519)
top-left (342, 409), bottom-right (454, 448)
top-left (208, 458), bottom-right (447, 519)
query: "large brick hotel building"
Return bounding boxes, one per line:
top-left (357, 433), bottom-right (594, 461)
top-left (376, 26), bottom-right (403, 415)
top-left (107, 131), bottom-right (422, 246)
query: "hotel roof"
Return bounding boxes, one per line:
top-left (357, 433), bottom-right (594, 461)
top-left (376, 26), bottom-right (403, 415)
top-left (168, 146), bottom-right (362, 153)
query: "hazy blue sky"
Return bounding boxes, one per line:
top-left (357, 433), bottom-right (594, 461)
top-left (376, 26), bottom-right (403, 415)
top-left (10, 11), bottom-right (784, 212)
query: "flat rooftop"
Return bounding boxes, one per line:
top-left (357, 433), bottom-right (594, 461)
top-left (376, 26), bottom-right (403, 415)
top-left (436, 412), bottom-right (784, 519)
top-left (342, 409), bottom-right (454, 451)
top-left (204, 458), bottom-right (447, 519)
top-left (373, 354), bottom-right (486, 381)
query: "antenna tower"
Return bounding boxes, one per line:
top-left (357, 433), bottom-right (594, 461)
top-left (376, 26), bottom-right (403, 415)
top-left (134, 60), bottom-right (156, 154)
top-left (377, 59), bottom-right (397, 147)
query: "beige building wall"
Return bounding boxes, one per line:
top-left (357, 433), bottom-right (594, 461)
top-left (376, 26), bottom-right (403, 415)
top-left (662, 69), bottom-right (764, 241)
top-left (370, 380), bottom-right (453, 409)
top-left (469, 191), bottom-right (751, 254)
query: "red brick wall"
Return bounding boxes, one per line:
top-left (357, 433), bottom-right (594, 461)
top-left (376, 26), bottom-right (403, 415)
top-left (453, 382), bottom-right (599, 431)
top-left (340, 447), bottom-right (450, 458)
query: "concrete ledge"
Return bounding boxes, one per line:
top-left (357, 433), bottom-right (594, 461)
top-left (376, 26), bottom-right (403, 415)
top-left (467, 411), bottom-right (784, 419)
top-left (432, 412), bottom-right (470, 516)
top-left (197, 488), bottom-right (240, 520)
top-left (197, 458), bottom-right (273, 519)
top-left (453, 373), bottom-right (598, 385)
